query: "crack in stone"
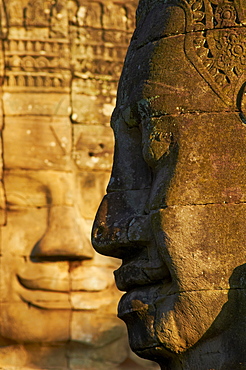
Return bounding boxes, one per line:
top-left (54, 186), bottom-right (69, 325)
top-left (149, 109), bottom-right (242, 119)
top-left (135, 25), bottom-right (246, 50)
top-left (155, 201), bottom-right (246, 211)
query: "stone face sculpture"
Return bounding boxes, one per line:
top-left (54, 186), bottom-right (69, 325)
top-left (92, 0), bottom-right (246, 369)
top-left (0, 1), bottom-right (158, 369)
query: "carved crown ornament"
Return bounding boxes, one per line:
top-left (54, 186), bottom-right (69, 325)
top-left (182, 0), bottom-right (246, 116)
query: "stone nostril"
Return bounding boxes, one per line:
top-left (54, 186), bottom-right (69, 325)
top-left (31, 206), bottom-right (94, 262)
top-left (94, 224), bottom-right (105, 239)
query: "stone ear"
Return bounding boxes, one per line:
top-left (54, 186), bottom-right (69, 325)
top-left (237, 82), bottom-right (246, 124)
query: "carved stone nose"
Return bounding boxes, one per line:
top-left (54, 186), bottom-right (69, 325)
top-left (32, 206), bottom-right (94, 261)
top-left (92, 190), bottom-right (151, 258)
top-left (127, 215), bottom-right (152, 242)
top-left (92, 194), bottom-right (132, 258)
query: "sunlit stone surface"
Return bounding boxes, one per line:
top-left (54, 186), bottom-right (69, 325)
top-left (92, 0), bottom-right (246, 369)
top-left (0, 1), bottom-right (158, 369)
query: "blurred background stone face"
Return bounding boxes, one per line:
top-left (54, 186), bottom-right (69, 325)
top-left (0, 1), bottom-right (159, 369)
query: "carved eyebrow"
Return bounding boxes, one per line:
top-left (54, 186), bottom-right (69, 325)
top-left (4, 173), bottom-right (50, 209)
top-left (120, 103), bottom-right (150, 128)
top-left (6, 193), bottom-right (35, 207)
top-left (6, 193), bottom-right (49, 209)
top-left (117, 100), bottom-right (153, 128)
top-left (111, 105), bottom-right (140, 129)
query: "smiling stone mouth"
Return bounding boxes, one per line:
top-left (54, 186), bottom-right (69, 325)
top-left (19, 289), bottom-right (71, 310)
top-left (17, 274), bottom-right (70, 292)
top-left (17, 274), bottom-right (119, 310)
top-left (17, 263), bottom-right (113, 292)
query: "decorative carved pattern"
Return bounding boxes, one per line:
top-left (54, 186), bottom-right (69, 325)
top-left (102, 3), bottom-right (128, 30)
top-left (5, 71), bottom-right (71, 89)
top-left (5, 0), bottom-right (25, 26)
top-left (4, 38), bottom-right (71, 89)
top-left (184, 0), bottom-right (246, 107)
top-left (73, 78), bottom-right (118, 96)
top-left (73, 42), bottom-right (127, 79)
top-left (1, 0), bottom-right (136, 114)
top-left (77, 59), bottom-right (124, 78)
top-left (2, 1), bottom-right (134, 90)
top-left (5, 38), bottom-right (70, 55)
top-left (24, 0), bottom-right (52, 27)
top-left (5, 0), bottom-right (53, 27)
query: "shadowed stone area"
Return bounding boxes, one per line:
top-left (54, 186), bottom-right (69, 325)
top-left (92, 0), bottom-right (246, 369)
top-left (0, 1), bottom-right (159, 369)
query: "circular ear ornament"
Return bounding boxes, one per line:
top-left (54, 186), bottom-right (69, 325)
top-left (237, 82), bottom-right (246, 124)
top-left (184, 0), bottom-right (246, 108)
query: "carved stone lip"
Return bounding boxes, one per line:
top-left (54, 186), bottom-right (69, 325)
top-left (19, 288), bottom-right (71, 310)
top-left (118, 281), bottom-right (174, 318)
top-left (118, 283), bottom-right (163, 317)
top-left (114, 260), bottom-right (171, 292)
top-left (17, 274), bottom-right (70, 292)
top-left (18, 281), bottom-right (117, 310)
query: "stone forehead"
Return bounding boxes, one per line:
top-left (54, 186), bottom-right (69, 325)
top-left (129, 0), bottom-right (246, 111)
top-left (136, 0), bottom-right (246, 30)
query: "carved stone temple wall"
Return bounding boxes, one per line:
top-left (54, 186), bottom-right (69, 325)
top-left (0, 1), bottom-right (159, 369)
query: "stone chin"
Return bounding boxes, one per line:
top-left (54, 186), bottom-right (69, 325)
top-left (118, 287), bottom-right (229, 362)
top-left (0, 304), bottom-right (70, 344)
